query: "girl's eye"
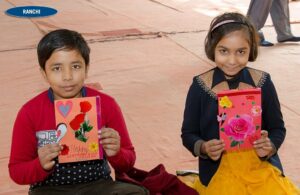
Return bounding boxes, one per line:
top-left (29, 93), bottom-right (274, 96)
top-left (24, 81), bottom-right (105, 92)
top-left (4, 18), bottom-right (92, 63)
top-left (219, 49), bottom-right (228, 54)
top-left (237, 50), bottom-right (246, 55)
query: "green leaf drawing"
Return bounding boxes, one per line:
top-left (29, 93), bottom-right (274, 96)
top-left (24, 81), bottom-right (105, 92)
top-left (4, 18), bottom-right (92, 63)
top-left (82, 121), bottom-right (93, 132)
top-left (76, 134), bottom-right (87, 142)
top-left (75, 129), bottom-right (88, 142)
top-left (86, 125), bottom-right (93, 132)
top-left (256, 125), bottom-right (260, 130)
top-left (82, 122), bottom-right (88, 131)
top-left (230, 140), bottom-right (239, 147)
top-left (75, 130), bottom-right (82, 138)
top-left (220, 128), bottom-right (224, 132)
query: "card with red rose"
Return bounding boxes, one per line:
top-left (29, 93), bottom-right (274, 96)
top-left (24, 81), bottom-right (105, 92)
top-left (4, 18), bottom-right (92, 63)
top-left (217, 88), bottom-right (262, 152)
top-left (54, 96), bottom-right (103, 163)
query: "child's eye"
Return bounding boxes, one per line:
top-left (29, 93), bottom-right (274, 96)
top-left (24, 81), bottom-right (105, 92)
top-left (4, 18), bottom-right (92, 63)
top-left (219, 49), bottom-right (228, 54)
top-left (73, 64), bottom-right (81, 69)
top-left (52, 66), bottom-right (61, 71)
top-left (237, 50), bottom-right (246, 55)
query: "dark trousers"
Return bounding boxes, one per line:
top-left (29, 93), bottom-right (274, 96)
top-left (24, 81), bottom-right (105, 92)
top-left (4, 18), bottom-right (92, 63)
top-left (29, 179), bottom-right (149, 195)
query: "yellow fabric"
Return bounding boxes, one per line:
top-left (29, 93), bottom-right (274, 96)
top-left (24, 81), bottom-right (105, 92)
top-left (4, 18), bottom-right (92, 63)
top-left (178, 174), bottom-right (200, 190)
top-left (194, 150), bottom-right (300, 195)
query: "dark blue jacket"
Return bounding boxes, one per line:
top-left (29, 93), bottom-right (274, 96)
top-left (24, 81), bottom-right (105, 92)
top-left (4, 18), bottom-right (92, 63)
top-left (181, 67), bottom-right (286, 186)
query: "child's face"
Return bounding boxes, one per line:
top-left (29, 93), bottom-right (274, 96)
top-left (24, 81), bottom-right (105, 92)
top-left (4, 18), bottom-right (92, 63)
top-left (41, 49), bottom-right (88, 100)
top-left (214, 30), bottom-right (250, 77)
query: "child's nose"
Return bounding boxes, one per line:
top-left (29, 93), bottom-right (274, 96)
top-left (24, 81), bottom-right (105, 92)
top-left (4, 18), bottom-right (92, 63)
top-left (228, 54), bottom-right (237, 65)
top-left (62, 68), bottom-right (73, 80)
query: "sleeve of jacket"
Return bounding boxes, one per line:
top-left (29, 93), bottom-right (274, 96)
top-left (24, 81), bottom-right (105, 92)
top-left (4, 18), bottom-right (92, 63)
top-left (181, 78), bottom-right (203, 156)
top-left (105, 98), bottom-right (136, 173)
top-left (8, 106), bottom-right (52, 185)
top-left (261, 73), bottom-right (286, 150)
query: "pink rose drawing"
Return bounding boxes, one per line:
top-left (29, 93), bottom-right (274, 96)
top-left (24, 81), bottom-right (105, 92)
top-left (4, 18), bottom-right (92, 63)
top-left (224, 114), bottom-right (255, 142)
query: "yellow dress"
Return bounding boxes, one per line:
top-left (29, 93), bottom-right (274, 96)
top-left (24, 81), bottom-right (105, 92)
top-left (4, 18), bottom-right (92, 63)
top-left (193, 150), bottom-right (300, 195)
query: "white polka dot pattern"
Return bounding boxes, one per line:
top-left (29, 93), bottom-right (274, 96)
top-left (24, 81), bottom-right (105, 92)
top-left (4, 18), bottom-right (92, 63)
top-left (30, 160), bottom-right (111, 190)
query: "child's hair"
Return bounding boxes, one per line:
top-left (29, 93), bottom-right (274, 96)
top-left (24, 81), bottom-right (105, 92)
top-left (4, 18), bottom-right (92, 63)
top-left (37, 29), bottom-right (90, 70)
top-left (205, 12), bottom-right (259, 62)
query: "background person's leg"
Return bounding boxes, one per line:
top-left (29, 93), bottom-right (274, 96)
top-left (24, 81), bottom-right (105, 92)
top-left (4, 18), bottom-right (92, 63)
top-left (247, 0), bottom-right (274, 46)
top-left (247, 0), bottom-right (273, 31)
top-left (270, 0), bottom-right (294, 41)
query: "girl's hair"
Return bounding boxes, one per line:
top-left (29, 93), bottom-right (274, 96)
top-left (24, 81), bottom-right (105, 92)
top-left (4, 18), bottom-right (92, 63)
top-left (205, 12), bottom-right (259, 62)
top-left (37, 29), bottom-right (90, 70)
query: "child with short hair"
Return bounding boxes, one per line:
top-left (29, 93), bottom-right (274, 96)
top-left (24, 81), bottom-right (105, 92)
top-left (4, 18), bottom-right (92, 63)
top-left (9, 29), bottom-right (148, 195)
top-left (181, 12), bottom-right (300, 194)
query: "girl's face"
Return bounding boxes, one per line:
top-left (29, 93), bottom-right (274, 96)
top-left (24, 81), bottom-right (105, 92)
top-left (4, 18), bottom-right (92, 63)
top-left (41, 49), bottom-right (88, 100)
top-left (214, 30), bottom-right (250, 77)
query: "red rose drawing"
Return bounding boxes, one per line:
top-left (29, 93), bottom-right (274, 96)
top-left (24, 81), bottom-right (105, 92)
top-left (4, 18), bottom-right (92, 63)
top-left (69, 101), bottom-right (94, 142)
top-left (80, 101), bottom-right (92, 113)
top-left (61, 144), bottom-right (69, 155)
top-left (69, 113), bottom-right (85, 130)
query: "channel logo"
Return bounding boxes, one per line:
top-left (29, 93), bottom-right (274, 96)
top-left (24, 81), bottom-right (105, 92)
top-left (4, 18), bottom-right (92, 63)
top-left (5, 6), bottom-right (57, 18)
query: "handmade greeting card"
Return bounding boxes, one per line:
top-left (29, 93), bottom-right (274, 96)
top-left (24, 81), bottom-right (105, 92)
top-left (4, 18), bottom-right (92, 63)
top-left (217, 88), bottom-right (262, 152)
top-left (54, 96), bottom-right (103, 163)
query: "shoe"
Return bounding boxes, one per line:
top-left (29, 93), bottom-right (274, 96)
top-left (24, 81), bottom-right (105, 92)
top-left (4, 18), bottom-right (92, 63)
top-left (260, 39), bottom-right (274, 47)
top-left (278, 36), bottom-right (300, 43)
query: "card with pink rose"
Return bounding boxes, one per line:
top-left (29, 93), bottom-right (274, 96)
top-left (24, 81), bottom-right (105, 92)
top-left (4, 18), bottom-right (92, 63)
top-left (217, 88), bottom-right (262, 152)
top-left (54, 96), bottom-right (103, 163)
